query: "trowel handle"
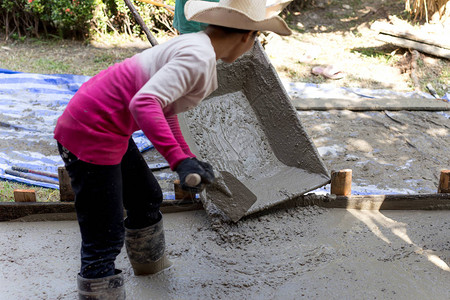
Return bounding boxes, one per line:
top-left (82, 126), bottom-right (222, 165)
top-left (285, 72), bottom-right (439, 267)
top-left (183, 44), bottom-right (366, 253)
top-left (185, 173), bottom-right (201, 187)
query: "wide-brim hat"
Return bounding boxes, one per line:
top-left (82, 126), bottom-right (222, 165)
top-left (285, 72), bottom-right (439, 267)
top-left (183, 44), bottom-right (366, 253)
top-left (185, 0), bottom-right (293, 36)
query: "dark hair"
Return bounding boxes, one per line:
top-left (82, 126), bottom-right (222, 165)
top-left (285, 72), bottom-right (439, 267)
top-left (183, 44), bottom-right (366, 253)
top-left (207, 24), bottom-right (255, 35)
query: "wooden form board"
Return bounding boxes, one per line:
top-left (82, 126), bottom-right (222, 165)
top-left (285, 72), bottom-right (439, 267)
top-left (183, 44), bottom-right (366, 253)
top-left (292, 97), bottom-right (450, 111)
top-left (371, 21), bottom-right (450, 59)
top-left (377, 33), bottom-right (450, 59)
top-left (0, 200), bottom-right (203, 222)
top-left (371, 21), bottom-right (450, 49)
top-left (310, 193), bottom-right (450, 210)
top-left (1, 193), bottom-right (449, 222)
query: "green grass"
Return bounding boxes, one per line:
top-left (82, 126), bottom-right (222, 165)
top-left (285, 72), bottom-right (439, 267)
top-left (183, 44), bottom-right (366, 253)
top-left (0, 181), bottom-right (16, 202)
top-left (0, 36), bottom-right (146, 76)
top-left (326, 12), bottom-right (337, 19)
top-left (351, 47), bottom-right (397, 64)
top-left (441, 66), bottom-right (450, 84)
top-left (35, 58), bottom-right (72, 73)
top-left (0, 181), bottom-right (60, 202)
top-left (93, 53), bottom-right (117, 64)
top-left (291, 26), bottom-right (306, 34)
top-left (350, 0), bottom-right (363, 6)
top-left (418, 60), bottom-right (450, 97)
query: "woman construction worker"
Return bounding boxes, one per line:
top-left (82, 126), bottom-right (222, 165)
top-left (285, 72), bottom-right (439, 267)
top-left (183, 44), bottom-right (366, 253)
top-left (54, 0), bottom-right (292, 298)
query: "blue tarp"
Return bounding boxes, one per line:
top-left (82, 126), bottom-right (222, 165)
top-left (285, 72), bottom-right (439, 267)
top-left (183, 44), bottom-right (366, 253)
top-left (0, 69), bottom-right (444, 192)
top-left (0, 69), bottom-right (153, 189)
top-left (281, 80), bottom-right (447, 100)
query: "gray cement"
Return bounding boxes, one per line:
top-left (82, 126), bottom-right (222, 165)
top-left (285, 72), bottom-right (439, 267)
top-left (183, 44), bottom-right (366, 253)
top-left (179, 42), bottom-right (330, 221)
top-left (1, 208), bottom-right (449, 299)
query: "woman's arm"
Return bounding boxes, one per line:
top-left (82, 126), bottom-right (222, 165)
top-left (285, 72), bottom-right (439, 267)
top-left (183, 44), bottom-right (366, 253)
top-left (166, 114), bottom-right (196, 157)
top-left (129, 93), bottom-right (191, 170)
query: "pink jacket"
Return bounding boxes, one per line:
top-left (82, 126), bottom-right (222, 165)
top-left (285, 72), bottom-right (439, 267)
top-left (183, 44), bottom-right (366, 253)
top-left (54, 32), bottom-right (217, 170)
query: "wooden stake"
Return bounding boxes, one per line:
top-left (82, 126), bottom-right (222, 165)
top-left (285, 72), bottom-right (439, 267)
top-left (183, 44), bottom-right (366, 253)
top-left (438, 170), bottom-right (450, 193)
top-left (14, 189), bottom-right (36, 202)
top-left (174, 180), bottom-right (196, 201)
top-left (58, 166), bottom-right (75, 202)
top-left (331, 169), bottom-right (352, 196)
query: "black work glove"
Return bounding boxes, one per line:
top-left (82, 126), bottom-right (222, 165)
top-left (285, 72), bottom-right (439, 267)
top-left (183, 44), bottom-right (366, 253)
top-left (192, 158), bottom-right (215, 182)
top-left (176, 157), bottom-right (215, 193)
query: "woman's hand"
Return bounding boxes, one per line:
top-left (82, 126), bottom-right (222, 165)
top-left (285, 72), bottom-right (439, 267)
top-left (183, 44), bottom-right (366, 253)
top-left (176, 158), bottom-right (215, 193)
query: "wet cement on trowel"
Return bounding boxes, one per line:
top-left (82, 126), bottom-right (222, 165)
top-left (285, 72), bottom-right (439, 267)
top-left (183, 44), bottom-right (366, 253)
top-left (1, 208), bottom-right (449, 299)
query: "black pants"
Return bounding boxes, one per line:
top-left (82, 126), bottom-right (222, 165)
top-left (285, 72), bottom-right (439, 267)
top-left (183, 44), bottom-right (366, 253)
top-left (58, 139), bottom-right (163, 279)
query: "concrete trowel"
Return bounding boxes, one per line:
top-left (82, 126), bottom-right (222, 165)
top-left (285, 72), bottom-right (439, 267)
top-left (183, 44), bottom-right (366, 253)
top-left (179, 41), bottom-right (330, 222)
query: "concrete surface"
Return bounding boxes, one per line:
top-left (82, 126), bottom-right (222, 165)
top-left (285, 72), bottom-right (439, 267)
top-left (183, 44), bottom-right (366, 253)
top-left (1, 207), bottom-right (449, 299)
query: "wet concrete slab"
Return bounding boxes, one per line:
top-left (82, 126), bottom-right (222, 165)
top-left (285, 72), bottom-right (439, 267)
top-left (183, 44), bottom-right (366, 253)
top-left (1, 208), bottom-right (449, 299)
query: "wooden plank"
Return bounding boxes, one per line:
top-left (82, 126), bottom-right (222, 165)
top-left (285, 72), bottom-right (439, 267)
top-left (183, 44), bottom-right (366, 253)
top-left (160, 202), bottom-right (203, 214)
top-left (314, 193), bottom-right (450, 210)
top-left (0, 202), bottom-right (75, 221)
top-left (371, 21), bottom-right (450, 50)
top-left (0, 198), bottom-right (203, 222)
top-left (3, 192), bottom-right (449, 221)
top-left (13, 189), bottom-right (36, 202)
top-left (376, 33), bottom-right (450, 59)
top-left (292, 97), bottom-right (450, 111)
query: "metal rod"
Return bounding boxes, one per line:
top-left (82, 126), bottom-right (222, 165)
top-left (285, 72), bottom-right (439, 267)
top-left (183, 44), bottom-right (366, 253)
top-left (5, 169), bottom-right (59, 185)
top-left (12, 166), bottom-right (58, 179)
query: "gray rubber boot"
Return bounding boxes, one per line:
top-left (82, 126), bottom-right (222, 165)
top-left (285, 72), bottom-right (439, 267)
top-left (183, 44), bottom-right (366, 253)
top-left (77, 270), bottom-right (125, 300)
top-left (125, 214), bottom-right (172, 276)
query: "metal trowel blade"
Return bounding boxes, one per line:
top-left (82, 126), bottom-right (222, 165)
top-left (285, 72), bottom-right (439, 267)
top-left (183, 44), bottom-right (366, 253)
top-left (208, 171), bottom-right (257, 222)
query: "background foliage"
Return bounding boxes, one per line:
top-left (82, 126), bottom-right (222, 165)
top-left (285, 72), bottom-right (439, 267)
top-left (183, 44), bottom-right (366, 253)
top-left (1, 0), bottom-right (448, 41)
top-left (405, 0), bottom-right (450, 23)
top-left (0, 0), bottom-right (175, 40)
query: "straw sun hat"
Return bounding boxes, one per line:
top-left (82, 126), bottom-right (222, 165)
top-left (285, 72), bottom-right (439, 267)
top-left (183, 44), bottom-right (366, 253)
top-left (184, 0), bottom-right (292, 36)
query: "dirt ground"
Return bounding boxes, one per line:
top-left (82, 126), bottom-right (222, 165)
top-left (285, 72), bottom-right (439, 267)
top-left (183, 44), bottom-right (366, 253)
top-left (298, 110), bottom-right (449, 195)
top-left (262, 0), bottom-right (450, 195)
top-left (263, 0), bottom-right (449, 95)
top-left (0, 0), bottom-right (448, 94)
